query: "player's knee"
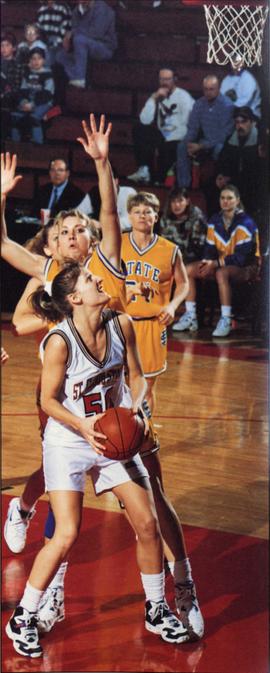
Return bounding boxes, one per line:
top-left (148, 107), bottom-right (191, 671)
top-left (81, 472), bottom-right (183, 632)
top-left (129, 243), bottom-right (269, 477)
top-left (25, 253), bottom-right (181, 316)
top-left (54, 522), bottom-right (80, 552)
top-left (136, 513), bottom-right (159, 543)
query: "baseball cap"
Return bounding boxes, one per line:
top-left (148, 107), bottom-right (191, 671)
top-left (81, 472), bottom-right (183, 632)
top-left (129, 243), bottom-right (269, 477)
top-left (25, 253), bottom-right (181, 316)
top-left (233, 106), bottom-right (254, 121)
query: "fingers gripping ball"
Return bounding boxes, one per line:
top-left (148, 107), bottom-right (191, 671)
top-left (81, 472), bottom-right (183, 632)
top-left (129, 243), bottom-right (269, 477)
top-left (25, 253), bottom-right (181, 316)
top-left (94, 407), bottom-right (145, 460)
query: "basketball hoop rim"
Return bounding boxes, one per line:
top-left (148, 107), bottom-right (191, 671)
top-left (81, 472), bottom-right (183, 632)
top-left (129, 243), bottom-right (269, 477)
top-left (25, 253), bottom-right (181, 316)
top-left (182, 0), bottom-right (268, 6)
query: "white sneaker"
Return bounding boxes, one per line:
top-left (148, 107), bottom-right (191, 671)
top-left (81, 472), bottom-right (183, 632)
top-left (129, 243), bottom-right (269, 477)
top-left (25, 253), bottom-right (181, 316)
top-left (69, 79), bottom-right (85, 88)
top-left (4, 498), bottom-right (36, 554)
top-left (145, 600), bottom-right (189, 643)
top-left (127, 166), bottom-right (150, 183)
top-left (175, 582), bottom-right (204, 640)
top-left (37, 586), bottom-right (65, 633)
top-left (6, 606), bottom-right (42, 658)
top-left (172, 312), bottom-right (198, 332)
top-left (212, 316), bottom-right (231, 337)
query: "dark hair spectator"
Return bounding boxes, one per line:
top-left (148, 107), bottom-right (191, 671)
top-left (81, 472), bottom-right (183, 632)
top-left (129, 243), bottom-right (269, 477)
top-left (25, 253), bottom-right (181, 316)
top-left (1, 32), bottom-right (25, 139)
top-left (10, 47), bottom-right (55, 144)
top-left (159, 187), bottom-right (207, 264)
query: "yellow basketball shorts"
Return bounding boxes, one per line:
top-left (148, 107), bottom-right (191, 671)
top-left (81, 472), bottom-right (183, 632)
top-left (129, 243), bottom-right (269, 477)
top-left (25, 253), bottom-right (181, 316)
top-left (132, 317), bottom-right (167, 377)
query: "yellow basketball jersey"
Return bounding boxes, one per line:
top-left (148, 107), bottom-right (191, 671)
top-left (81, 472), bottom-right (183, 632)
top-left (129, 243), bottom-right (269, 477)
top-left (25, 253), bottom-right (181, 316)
top-left (121, 233), bottom-right (178, 376)
top-left (121, 232), bottom-right (178, 318)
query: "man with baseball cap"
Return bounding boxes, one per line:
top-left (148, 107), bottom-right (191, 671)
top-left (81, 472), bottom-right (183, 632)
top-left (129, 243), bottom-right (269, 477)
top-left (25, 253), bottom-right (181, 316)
top-left (216, 105), bottom-right (263, 215)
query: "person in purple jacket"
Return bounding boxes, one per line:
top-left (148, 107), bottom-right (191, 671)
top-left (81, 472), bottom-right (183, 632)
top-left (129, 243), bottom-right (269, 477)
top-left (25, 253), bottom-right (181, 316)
top-left (55, 0), bottom-right (117, 89)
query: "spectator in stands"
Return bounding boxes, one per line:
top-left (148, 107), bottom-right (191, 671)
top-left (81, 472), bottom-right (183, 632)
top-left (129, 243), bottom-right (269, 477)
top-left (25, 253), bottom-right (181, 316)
top-left (203, 172), bottom-right (231, 218)
top-left (176, 75), bottom-right (234, 189)
top-left (159, 187), bottom-right (207, 264)
top-left (10, 47), bottom-right (54, 145)
top-left (89, 166), bottom-right (136, 232)
top-left (1, 32), bottom-right (24, 139)
top-left (128, 67), bottom-right (194, 185)
top-left (216, 106), bottom-right (264, 217)
top-left (172, 184), bottom-right (260, 338)
top-left (16, 23), bottom-right (48, 67)
top-left (36, 1), bottom-right (72, 63)
top-left (55, 0), bottom-right (117, 89)
top-left (118, 0), bottom-right (163, 7)
top-left (34, 157), bottom-right (93, 218)
top-left (220, 54), bottom-right (261, 120)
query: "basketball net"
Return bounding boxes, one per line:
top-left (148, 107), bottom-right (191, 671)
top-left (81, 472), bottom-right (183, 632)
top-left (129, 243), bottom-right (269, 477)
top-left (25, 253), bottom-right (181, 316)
top-left (204, 4), bottom-right (269, 66)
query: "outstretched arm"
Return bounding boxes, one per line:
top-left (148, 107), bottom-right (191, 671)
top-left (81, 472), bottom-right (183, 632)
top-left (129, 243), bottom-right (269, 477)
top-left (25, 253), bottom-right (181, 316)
top-left (77, 114), bottom-right (121, 270)
top-left (1, 153), bottom-right (46, 281)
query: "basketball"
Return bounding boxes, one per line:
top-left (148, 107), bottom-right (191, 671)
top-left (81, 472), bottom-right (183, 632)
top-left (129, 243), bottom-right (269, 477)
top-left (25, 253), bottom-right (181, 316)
top-left (94, 407), bottom-right (145, 461)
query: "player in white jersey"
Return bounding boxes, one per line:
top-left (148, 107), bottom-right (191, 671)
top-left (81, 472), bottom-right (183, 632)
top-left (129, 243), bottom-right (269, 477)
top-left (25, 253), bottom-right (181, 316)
top-left (6, 261), bottom-right (190, 658)
top-left (2, 144), bottom-right (204, 644)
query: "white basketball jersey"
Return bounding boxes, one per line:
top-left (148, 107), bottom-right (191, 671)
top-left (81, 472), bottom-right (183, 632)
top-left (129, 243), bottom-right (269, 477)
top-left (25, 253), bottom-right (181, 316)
top-left (40, 310), bottom-right (132, 440)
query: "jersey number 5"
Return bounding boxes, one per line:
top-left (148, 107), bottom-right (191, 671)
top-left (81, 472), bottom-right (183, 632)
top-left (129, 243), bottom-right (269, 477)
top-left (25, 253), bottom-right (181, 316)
top-left (82, 388), bottom-right (113, 416)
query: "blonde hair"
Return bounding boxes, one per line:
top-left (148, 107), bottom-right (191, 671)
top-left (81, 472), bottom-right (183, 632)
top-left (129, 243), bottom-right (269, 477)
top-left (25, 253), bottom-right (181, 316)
top-left (54, 209), bottom-right (100, 241)
top-left (127, 192), bottom-right (160, 214)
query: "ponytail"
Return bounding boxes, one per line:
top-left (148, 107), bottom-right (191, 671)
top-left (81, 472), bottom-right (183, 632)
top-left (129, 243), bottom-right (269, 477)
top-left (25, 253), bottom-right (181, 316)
top-left (30, 286), bottom-right (64, 323)
top-left (30, 261), bottom-right (82, 323)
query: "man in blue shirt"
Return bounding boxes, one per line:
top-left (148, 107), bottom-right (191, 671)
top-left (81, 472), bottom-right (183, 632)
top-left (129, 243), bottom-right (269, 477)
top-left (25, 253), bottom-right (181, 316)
top-left (176, 75), bottom-right (234, 188)
top-left (55, 0), bottom-right (117, 88)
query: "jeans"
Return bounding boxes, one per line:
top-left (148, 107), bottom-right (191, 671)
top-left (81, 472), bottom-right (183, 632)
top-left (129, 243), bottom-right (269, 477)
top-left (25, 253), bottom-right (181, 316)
top-left (11, 103), bottom-right (52, 144)
top-left (56, 34), bottom-right (113, 81)
top-left (133, 122), bottom-right (178, 182)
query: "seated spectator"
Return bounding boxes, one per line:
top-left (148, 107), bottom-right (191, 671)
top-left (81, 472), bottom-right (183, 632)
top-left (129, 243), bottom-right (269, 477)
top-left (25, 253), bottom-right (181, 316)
top-left (1, 32), bottom-right (25, 139)
top-left (159, 187), bottom-right (207, 264)
top-left (128, 67), bottom-right (194, 185)
top-left (172, 184), bottom-right (260, 338)
top-left (34, 157), bottom-right (93, 218)
top-left (216, 106), bottom-right (264, 217)
top-left (36, 0), bottom-right (72, 63)
top-left (176, 75), bottom-right (234, 189)
top-left (220, 54), bottom-right (261, 120)
top-left (16, 23), bottom-right (48, 67)
top-left (55, 0), bottom-right (117, 89)
top-left (89, 166), bottom-right (136, 231)
top-left (11, 47), bottom-right (54, 145)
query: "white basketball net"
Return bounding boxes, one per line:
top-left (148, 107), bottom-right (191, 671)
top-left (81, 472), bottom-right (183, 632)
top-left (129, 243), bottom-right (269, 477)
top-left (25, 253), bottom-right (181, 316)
top-left (204, 4), bottom-right (269, 66)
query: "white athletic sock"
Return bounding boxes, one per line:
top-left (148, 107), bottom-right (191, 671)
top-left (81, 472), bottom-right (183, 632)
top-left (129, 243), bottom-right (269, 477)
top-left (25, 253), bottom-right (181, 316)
top-left (168, 557), bottom-right (193, 585)
top-left (20, 581), bottom-right (44, 613)
top-left (140, 570), bottom-right (165, 603)
top-left (185, 301), bottom-right (197, 317)
top-left (221, 305), bottom-right (232, 319)
top-left (48, 561), bottom-right (68, 589)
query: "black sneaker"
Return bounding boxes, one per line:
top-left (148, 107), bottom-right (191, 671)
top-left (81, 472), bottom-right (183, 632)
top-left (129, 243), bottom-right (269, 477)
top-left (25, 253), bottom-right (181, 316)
top-left (6, 606), bottom-right (43, 658)
top-left (145, 600), bottom-right (189, 643)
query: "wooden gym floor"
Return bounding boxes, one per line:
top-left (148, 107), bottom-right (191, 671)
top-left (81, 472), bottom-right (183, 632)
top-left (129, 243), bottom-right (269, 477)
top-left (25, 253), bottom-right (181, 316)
top-left (1, 322), bottom-right (268, 673)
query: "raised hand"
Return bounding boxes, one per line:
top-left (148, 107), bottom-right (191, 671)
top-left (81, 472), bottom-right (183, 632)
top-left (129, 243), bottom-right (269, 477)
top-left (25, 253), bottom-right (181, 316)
top-left (77, 113), bottom-right (112, 161)
top-left (1, 153), bottom-right (22, 197)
